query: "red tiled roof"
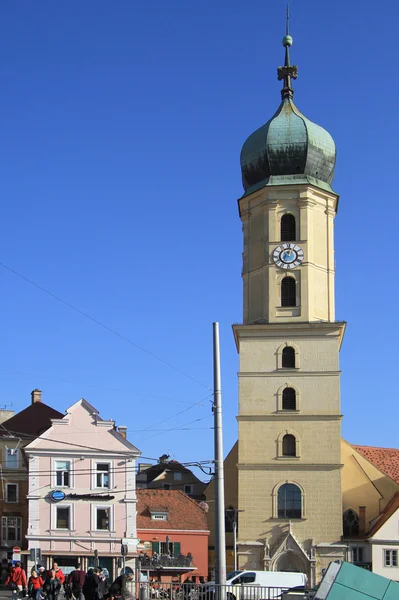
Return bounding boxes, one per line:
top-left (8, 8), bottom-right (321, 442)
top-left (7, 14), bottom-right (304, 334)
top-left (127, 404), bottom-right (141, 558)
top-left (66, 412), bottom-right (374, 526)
top-left (353, 445), bottom-right (399, 484)
top-left (137, 489), bottom-right (208, 531)
top-left (367, 492), bottom-right (399, 537)
top-left (0, 402), bottom-right (64, 440)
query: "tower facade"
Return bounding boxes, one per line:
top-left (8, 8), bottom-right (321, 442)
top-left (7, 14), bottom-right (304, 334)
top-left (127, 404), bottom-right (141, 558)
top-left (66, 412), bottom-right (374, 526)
top-left (234, 32), bottom-right (346, 584)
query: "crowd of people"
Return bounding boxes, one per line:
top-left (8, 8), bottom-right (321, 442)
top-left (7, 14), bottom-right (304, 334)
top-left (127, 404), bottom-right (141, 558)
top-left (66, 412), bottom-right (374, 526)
top-left (4, 561), bottom-right (134, 600)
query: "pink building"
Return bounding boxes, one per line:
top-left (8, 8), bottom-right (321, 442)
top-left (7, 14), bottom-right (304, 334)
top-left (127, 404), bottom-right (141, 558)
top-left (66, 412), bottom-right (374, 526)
top-left (24, 399), bottom-right (140, 578)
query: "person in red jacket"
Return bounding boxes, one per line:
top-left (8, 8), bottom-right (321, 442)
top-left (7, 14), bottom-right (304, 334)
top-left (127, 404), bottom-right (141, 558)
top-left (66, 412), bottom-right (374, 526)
top-left (5, 561), bottom-right (27, 595)
top-left (28, 569), bottom-right (44, 600)
top-left (48, 563), bottom-right (65, 586)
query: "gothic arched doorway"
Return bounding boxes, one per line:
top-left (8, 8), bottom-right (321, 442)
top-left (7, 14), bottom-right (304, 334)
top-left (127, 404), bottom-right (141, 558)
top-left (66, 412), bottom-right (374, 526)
top-left (274, 550), bottom-right (306, 573)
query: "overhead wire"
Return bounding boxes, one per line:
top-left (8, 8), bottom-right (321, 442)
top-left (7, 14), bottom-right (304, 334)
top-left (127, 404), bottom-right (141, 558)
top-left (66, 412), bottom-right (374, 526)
top-left (0, 424), bottom-right (214, 467)
top-left (0, 261), bottom-right (212, 391)
top-left (2, 369), bottom-right (208, 406)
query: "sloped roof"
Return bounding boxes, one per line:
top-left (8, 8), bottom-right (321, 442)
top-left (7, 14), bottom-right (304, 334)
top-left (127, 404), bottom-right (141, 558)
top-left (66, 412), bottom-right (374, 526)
top-left (352, 445), bottom-right (399, 484)
top-left (137, 489), bottom-right (208, 531)
top-left (367, 492), bottom-right (399, 538)
top-left (140, 460), bottom-right (203, 484)
top-left (0, 402), bottom-right (64, 439)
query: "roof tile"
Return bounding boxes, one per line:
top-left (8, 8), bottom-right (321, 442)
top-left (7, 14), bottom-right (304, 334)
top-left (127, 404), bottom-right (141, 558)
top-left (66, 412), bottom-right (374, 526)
top-left (137, 489), bottom-right (208, 531)
top-left (353, 445), bottom-right (399, 484)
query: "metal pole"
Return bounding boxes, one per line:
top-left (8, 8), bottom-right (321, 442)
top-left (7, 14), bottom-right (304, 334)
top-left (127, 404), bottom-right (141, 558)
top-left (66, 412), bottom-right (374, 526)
top-left (213, 322), bottom-right (226, 589)
top-left (233, 516), bottom-right (237, 572)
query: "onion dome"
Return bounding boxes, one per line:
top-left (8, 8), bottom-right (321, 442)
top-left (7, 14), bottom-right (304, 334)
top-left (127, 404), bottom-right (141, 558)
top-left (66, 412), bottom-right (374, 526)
top-left (240, 31), bottom-right (336, 195)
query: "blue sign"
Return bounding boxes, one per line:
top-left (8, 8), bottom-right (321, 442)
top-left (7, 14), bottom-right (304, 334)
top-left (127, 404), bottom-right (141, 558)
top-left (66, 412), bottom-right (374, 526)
top-left (50, 490), bottom-right (66, 502)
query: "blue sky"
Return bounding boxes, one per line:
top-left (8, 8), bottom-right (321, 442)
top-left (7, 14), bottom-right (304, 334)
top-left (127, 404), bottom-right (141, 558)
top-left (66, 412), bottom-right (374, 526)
top-left (0, 1), bottom-right (397, 476)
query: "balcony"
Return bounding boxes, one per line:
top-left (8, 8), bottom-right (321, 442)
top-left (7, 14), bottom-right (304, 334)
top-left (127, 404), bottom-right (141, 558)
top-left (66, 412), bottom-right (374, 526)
top-left (138, 554), bottom-right (194, 571)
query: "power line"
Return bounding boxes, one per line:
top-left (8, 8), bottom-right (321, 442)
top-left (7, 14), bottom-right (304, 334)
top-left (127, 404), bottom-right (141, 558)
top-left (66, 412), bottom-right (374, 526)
top-left (134, 393), bottom-right (213, 436)
top-left (141, 415), bottom-right (213, 442)
top-left (0, 424), bottom-right (215, 467)
top-left (2, 369), bottom-right (208, 407)
top-left (0, 261), bottom-right (212, 391)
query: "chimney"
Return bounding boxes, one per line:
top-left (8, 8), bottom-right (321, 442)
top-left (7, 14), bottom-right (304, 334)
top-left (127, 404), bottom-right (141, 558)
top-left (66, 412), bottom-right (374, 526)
top-left (118, 426), bottom-right (127, 439)
top-left (31, 389), bottom-right (42, 404)
top-left (359, 506), bottom-right (366, 536)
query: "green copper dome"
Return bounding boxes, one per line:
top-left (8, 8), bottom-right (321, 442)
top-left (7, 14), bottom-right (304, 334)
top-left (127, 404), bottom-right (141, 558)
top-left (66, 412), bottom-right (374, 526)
top-left (240, 34), bottom-right (336, 195)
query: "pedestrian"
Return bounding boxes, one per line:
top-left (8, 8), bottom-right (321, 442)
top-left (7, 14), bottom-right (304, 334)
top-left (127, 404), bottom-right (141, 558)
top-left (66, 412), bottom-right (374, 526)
top-left (108, 572), bottom-right (134, 600)
top-left (5, 561), bottom-right (27, 598)
top-left (28, 569), bottom-right (44, 600)
top-left (44, 570), bottom-right (61, 600)
top-left (67, 563), bottom-right (86, 600)
top-left (82, 569), bottom-right (99, 600)
top-left (48, 564), bottom-right (65, 587)
top-left (96, 569), bottom-right (108, 600)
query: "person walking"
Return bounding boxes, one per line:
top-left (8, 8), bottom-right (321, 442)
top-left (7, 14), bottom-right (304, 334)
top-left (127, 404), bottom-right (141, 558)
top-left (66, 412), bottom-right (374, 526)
top-left (44, 570), bottom-right (61, 600)
top-left (5, 561), bottom-right (27, 598)
top-left (67, 564), bottom-right (86, 600)
top-left (28, 569), bottom-right (44, 600)
top-left (82, 569), bottom-right (99, 600)
top-left (96, 569), bottom-right (108, 600)
top-left (49, 564), bottom-right (65, 587)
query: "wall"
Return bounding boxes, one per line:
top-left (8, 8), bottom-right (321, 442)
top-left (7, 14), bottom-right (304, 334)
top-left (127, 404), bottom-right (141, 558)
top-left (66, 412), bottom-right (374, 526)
top-left (137, 530), bottom-right (209, 581)
top-left (341, 440), bottom-right (399, 530)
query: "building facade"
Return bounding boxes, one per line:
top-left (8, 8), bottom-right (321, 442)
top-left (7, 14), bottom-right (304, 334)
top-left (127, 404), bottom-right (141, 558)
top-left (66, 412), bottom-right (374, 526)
top-left (136, 489), bottom-right (209, 582)
top-left (137, 458), bottom-right (207, 501)
top-left (0, 390), bottom-right (63, 565)
top-left (233, 31), bottom-right (346, 584)
top-left (24, 398), bottom-right (140, 578)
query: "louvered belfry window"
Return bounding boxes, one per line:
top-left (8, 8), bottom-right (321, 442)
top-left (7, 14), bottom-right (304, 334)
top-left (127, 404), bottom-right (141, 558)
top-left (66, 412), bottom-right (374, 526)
top-left (281, 277), bottom-right (296, 307)
top-left (280, 214), bottom-right (296, 241)
top-left (282, 387), bottom-right (296, 410)
top-left (282, 346), bottom-right (295, 368)
top-left (282, 434), bottom-right (296, 456)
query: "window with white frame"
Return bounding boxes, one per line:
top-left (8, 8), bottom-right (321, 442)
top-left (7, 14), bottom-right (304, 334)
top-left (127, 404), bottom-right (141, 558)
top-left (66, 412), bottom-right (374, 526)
top-left (5, 448), bottom-right (19, 469)
top-left (56, 506), bottom-right (70, 530)
top-left (184, 484), bottom-right (193, 495)
top-left (151, 512), bottom-right (168, 521)
top-left (5, 484), bottom-right (18, 503)
top-left (352, 547), bottom-right (363, 563)
top-left (173, 472), bottom-right (182, 481)
top-left (384, 549), bottom-right (397, 567)
top-left (91, 505), bottom-right (113, 531)
top-left (2, 516), bottom-right (22, 545)
top-left (95, 463), bottom-right (110, 488)
top-left (55, 461), bottom-right (71, 487)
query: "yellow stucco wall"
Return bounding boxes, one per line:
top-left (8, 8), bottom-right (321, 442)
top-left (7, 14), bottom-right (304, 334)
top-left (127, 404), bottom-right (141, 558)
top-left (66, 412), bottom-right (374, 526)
top-left (341, 439), bottom-right (399, 529)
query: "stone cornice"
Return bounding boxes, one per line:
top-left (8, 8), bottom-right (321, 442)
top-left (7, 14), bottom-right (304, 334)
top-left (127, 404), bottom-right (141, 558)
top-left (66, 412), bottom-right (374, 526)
top-left (238, 463), bottom-right (343, 471)
top-left (237, 414), bottom-right (343, 422)
top-left (233, 321), bottom-right (346, 351)
top-left (238, 371), bottom-right (341, 378)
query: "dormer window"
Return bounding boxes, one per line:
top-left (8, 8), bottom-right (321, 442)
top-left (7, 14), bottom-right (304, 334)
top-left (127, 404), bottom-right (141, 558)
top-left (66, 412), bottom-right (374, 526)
top-left (150, 511), bottom-right (168, 521)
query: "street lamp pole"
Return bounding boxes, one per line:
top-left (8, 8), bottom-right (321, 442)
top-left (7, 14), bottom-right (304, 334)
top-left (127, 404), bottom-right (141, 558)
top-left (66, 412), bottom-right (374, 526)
top-left (213, 322), bottom-right (226, 589)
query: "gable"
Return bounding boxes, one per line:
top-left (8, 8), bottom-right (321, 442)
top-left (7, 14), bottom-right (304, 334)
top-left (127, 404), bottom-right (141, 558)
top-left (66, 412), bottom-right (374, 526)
top-left (369, 505), bottom-right (399, 540)
top-left (24, 399), bottom-right (140, 455)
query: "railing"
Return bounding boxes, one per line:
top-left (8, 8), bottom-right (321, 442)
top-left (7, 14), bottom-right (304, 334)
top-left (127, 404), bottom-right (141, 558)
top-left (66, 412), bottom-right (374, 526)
top-left (132, 581), bottom-right (309, 600)
top-left (138, 554), bottom-right (194, 569)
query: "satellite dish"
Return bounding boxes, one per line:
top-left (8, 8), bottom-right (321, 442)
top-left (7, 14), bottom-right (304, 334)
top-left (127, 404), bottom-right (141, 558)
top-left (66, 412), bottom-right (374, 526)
top-left (199, 501), bottom-right (209, 513)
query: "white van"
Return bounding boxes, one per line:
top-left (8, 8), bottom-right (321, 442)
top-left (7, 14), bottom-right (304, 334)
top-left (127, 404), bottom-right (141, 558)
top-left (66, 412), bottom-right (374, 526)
top-left (219, 570), bottom-right (308, 600)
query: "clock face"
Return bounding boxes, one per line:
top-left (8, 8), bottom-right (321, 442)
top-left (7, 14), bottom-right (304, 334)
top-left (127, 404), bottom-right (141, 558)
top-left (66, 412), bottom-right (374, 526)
top-left (273, 243), bottom-right (304, 269)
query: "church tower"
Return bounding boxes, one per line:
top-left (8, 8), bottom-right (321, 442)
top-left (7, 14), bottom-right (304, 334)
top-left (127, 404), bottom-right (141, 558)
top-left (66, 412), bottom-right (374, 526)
top-left (233, 27), bottom-right (346, 584)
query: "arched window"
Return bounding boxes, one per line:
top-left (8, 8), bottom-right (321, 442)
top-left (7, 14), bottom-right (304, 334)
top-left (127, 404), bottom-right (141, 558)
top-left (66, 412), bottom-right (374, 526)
top-left (282, 346), bottom-right (295, 368)
top-left (282, 434), bottom-right (296, 456)
top-left (278, 483), bottom-right (302, 519)
top-left (282, 387), bottom-right (296, 410)
top-left (281, 277), bottom-right (296, 307)
top-left (280, 214), bottom-right (296, 241)
top-left (343, 509), bottom-right (360, 537)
